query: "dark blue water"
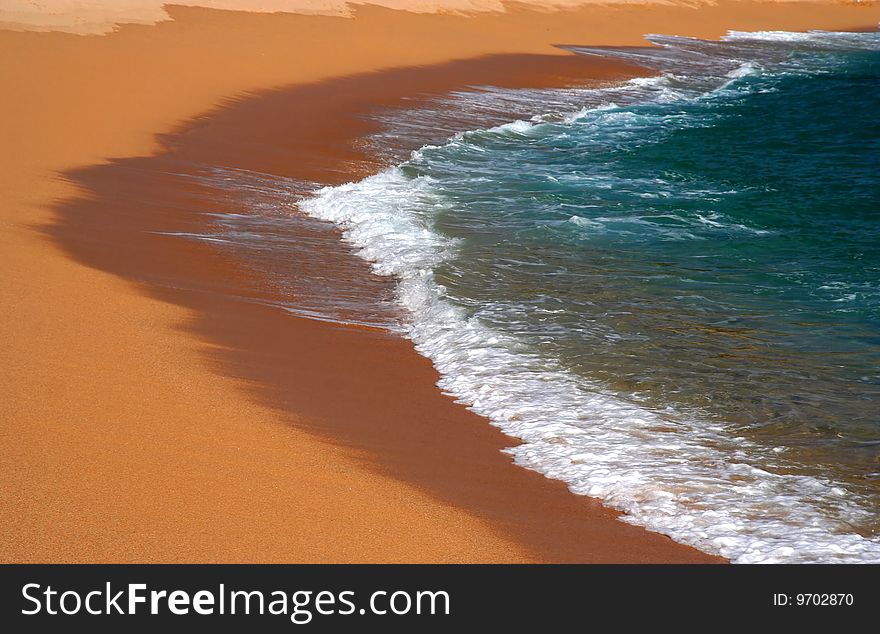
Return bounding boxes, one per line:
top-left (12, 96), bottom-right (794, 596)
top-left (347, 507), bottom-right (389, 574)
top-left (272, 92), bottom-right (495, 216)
top-left (302, 31), bottom-right (880, 561)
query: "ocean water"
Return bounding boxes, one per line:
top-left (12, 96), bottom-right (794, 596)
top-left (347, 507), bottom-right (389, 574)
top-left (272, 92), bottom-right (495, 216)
top-left (299, 30), bottom-right (880, 563)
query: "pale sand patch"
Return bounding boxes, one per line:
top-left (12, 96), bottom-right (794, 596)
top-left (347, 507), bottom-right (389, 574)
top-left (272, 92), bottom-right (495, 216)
top-left (3, 0), bottom-right (869, 35)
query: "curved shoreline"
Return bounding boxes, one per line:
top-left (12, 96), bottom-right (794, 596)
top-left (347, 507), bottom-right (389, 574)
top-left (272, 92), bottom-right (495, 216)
top-left (46, 53), bottom-right (723, 563)
top-left (3, 3), bottom-right (878, 562)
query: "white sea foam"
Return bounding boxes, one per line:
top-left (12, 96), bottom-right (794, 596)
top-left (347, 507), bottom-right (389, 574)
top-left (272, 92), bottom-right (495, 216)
top-left (491, 119), bottom-right (535, 134)
top-left (722, 29), bottom-right (880, 51)
top-left (300, 166), bottom-right (880, 563)
top-left (297, 31), bottom-right (880, 563)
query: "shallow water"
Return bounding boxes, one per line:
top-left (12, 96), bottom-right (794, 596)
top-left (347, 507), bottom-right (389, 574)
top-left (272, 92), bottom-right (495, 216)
top-left (300, 31), bottom-right (880, 562)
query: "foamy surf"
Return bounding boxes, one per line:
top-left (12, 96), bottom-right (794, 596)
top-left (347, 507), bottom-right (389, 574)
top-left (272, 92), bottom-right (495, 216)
top-left (298, 30), bottom-right (880, 563)
top-left (300, 167), bottom-right (880, 564)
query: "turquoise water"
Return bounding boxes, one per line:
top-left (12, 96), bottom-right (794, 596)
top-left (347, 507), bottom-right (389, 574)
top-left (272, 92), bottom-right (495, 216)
top-left (419, 37), bottom-right (880, 475)
top-left (302, 31), bottom-right (880, 561)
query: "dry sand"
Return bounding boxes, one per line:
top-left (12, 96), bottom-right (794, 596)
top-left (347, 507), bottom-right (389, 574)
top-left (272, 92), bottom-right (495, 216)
top-left (1, 1), bottom-right (878, 562)
top-left (7, 0), bottom-right (853, 35)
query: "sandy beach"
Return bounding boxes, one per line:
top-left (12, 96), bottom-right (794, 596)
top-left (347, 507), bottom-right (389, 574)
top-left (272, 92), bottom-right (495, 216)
top-left (2, 1), bottom-right (878, 563)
